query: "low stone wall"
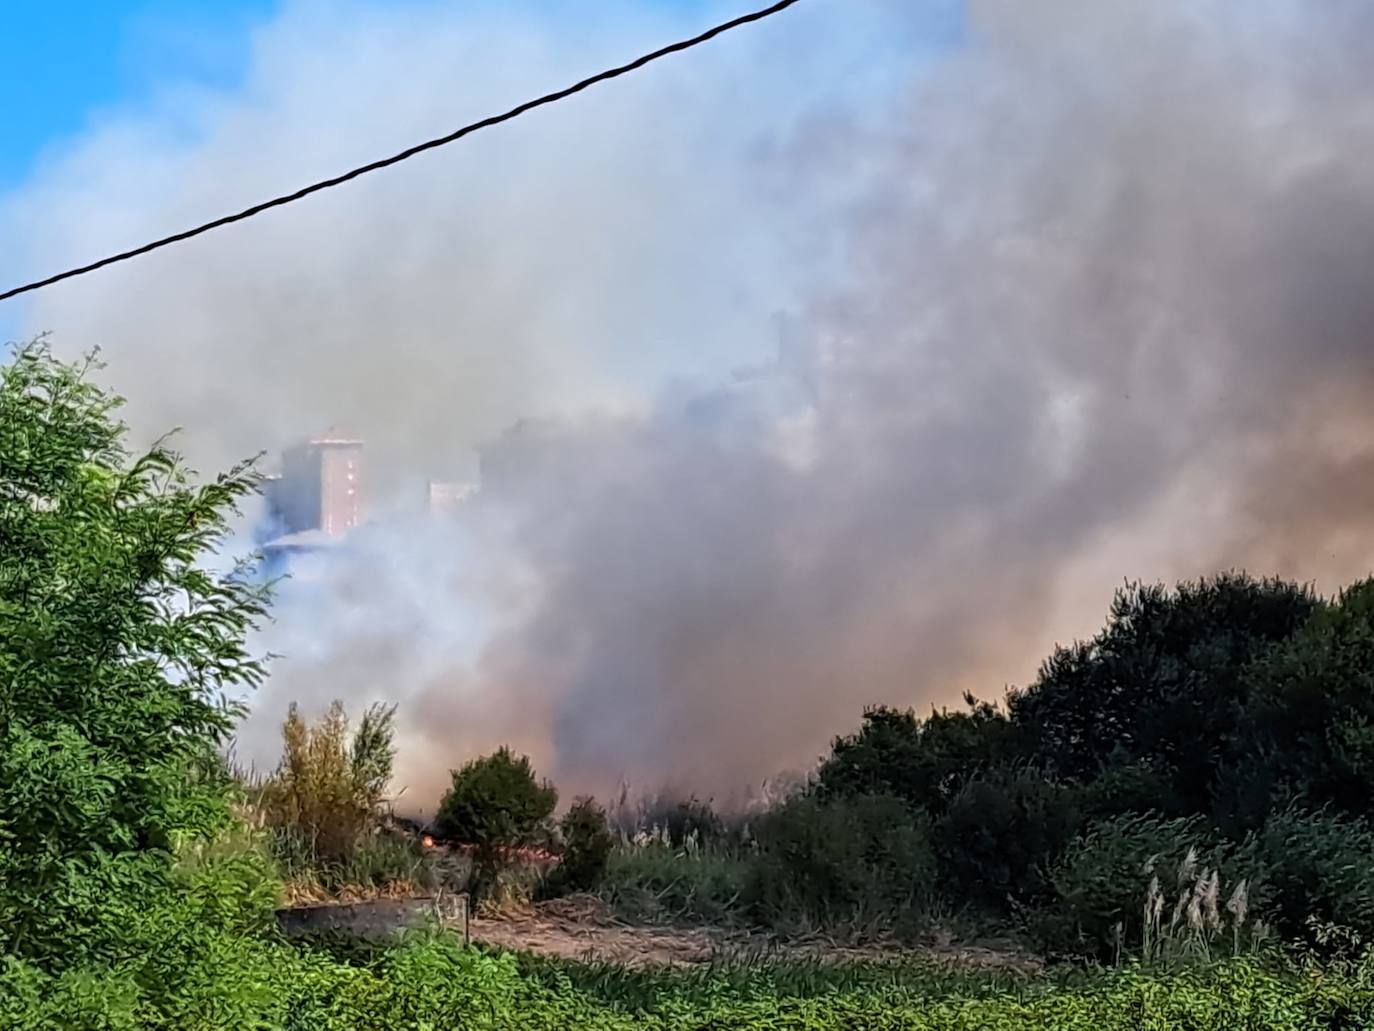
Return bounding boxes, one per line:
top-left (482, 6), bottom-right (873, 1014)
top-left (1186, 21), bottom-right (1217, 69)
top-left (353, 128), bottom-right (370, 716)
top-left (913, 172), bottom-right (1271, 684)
top-left (275, 894), bottom-right (468, 940)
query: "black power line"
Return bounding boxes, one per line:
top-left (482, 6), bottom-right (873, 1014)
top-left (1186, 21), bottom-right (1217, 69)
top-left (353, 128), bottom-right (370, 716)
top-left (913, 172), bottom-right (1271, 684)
top-left (0, 0), bottom-right (804, 304)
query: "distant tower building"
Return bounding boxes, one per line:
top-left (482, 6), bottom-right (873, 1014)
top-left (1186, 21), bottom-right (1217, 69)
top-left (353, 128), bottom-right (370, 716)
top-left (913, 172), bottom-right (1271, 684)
top-left (263, 433), bottom-right (364, 560)
top-left (427, 479), bottom-right (476, 515)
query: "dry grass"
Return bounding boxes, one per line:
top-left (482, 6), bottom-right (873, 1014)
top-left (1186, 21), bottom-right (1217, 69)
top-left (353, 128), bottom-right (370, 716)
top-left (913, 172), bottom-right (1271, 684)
top-left (248, 699), bottom-right (397, 863)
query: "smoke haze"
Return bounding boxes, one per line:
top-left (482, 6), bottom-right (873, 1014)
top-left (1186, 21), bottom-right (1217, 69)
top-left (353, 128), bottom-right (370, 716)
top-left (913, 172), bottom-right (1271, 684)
top-left (3, 0), bottom-right (1373, 807)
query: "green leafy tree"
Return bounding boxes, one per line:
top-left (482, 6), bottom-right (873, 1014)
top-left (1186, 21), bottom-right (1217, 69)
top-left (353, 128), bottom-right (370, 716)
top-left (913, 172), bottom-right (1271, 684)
top-left (435, 747), bottom-right (557, 903)
top-left (1009, 574), bottom-right (1317, 815)
top-left (0, 341), bottom-right (270, 965)
top-left (816, 697), bottom-right (1019, 814)
top-left (1234, 579), bottom-right (1374, 825)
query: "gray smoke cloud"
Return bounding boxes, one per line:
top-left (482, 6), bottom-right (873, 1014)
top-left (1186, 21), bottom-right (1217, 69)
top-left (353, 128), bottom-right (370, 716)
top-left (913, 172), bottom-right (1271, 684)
top-left (5, 0), bottom-right (1374, 808)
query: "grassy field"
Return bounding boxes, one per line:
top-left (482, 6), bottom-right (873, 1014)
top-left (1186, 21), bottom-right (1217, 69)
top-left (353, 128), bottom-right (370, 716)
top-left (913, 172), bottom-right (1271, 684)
top-left (10, 928), bottom-right (1373, 1030)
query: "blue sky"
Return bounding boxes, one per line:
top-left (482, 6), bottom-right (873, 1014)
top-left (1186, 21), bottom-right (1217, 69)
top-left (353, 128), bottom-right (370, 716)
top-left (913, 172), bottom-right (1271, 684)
top-left (2, 1), bottom-right (278, 342)
top-left (1, 0), bottom-right (961, 348)
top-left (2, 0), bottom-right (961, 186)
top-left (1, 2), bottom-right (283, 186)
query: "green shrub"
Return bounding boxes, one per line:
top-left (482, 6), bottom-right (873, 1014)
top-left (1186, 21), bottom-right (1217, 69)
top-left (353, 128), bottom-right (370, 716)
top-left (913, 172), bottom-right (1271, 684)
top-left (436, 747), bottom-right (558, 904)
top-left (748, 794), bottom-right (936, 939)
top-left (598, 841), bottom-right (753, 925)
top-left (934, 765), bottom-right (1082, 912)
top-left (549, 797), bottom-right (615, 894)
top-left (1038, 812), bottom-right (1236, 960)
top-left (1238, 805), bottom-right (1374, 945)
top-left (251, 699), bottom-right (398, 866)
top-left (436, 747), bottom-right (558, 848)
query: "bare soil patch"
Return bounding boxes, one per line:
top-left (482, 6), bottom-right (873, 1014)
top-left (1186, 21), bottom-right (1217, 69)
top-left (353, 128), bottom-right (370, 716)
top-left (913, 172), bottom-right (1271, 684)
top-left (468, 895), bottom-right (1041, 972)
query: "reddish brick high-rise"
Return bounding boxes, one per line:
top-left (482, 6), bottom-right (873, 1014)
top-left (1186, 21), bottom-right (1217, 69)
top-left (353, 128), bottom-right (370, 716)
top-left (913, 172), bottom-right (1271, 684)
top-left (269, 433), bottom-right (364, 538)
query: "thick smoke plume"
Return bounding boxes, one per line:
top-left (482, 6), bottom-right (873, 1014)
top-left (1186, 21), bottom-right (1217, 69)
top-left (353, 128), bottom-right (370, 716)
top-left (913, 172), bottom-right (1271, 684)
top-left (5, 1), bottom-right (1374, 807)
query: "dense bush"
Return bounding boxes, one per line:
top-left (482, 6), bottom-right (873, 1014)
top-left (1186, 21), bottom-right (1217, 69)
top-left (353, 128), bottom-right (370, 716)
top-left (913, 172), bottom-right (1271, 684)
top-left (1076, 752), bottom-right (1188, 821)
top-left (252, 699), bottom-right (398, 866)
top-left (748, 794), bottom-right (937, 939)
top-left (817, 698), bottom-right (1018, 813)
top-left (934, 766), bottom-right (1082, 912)
top-left (549, 796), bottom-right (615, 893)
top-left (792, 574), bottom-right (1374, 954)
top-left (436, 747), bottom-right (558, 848)
top-left (1036, 813), bottom-right (1232, 960)
top-left (436, 747), bottom-right (558, 903)
top-left (599, 840), bottom-right (753, 925)
top-left (1237, 805), bottom-right (1374, 944)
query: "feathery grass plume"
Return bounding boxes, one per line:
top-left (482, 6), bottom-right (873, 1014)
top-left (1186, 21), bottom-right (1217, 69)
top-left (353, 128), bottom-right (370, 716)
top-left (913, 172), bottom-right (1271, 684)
top-left (1179, 847), bottom-right (1199, 886)
top-left (1185, 874), bottom-right (1205, 936)
top-left (1202, 869), bottom-right (1222, 935)
top-left (1143, 874), bottom-right (1165, 961)
top-left (1227, 879), bottom-right (1250, 956)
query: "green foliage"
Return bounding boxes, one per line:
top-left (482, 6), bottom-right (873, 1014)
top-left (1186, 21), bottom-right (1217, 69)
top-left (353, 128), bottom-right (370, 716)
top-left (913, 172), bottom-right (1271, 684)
top-left (253, 698), bottom-right (398, 865)
top-left (6, 930), bottom-right (1374, 1029)
top-left (0, 341), bottom-right (269, 966)
top-left (551, 796), bottom-right (615, 893)
top-left (817, 696), bottom-right (1017, 813)
top-left (1237, 805), bottom-right (1374, 944)
top-left (1076, 752), bottom-right (1187, 821)
top-left (934, 766), bottom-right (1082, 912)
top-left (599, 840), bottom-right (753, 926)
top-left (1011, 574), bottom-right (1317, 811)
top-left (748, 794), bottom-right (936, 939)
top-left (436, 747), bottom-right (557, 904)
top-left (1236, 579), bottom-right (1374, 824)
top-left (1038, 813), bottom-right (1229, 960)
top-left (436, 747), bottom-right (558, 848)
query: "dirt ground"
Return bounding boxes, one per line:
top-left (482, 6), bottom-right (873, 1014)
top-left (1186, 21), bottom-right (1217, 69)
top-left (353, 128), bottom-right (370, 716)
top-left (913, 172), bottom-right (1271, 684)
top-left (467, 896), bottom-right (1042, 972)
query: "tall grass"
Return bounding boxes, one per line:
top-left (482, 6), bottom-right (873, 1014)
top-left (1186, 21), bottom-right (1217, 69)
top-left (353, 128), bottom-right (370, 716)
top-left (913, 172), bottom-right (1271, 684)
top-left (269, 825), bottom-right (439, 902)
top-left (253, 699), bottom-right (397, 862)
top-left (236, 698), bottom-right (448, 899)
top-left (599, 836), bottom-right (753, 926)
